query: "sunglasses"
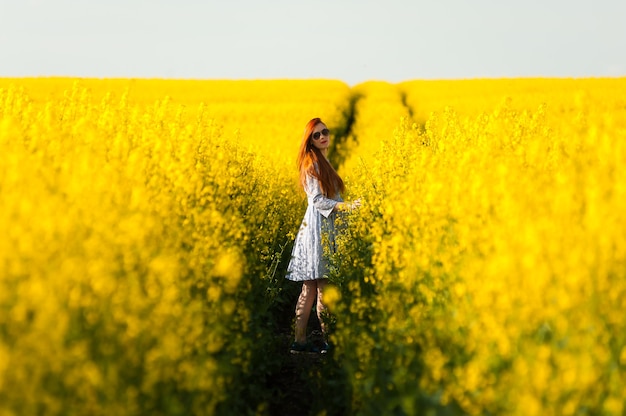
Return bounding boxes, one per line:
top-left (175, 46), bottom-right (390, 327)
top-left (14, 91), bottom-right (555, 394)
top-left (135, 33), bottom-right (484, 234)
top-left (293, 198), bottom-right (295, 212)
top-left (312, 128), bottom-right (330, 140)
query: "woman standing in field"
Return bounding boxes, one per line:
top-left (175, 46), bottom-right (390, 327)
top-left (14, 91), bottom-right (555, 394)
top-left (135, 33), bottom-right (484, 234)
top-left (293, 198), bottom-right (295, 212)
top-left (286, 117), bottom-right (360, 354)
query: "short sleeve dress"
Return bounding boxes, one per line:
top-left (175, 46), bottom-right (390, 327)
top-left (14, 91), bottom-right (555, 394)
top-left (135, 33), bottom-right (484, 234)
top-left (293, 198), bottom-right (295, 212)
top-left (286, 173), bottom-right (343, 281)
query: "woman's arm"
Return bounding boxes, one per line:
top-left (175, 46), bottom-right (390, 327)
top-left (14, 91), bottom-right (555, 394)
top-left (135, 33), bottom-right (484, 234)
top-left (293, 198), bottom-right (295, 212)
top-left (305, 174), bottom-right (361, 217)
top-left (305, 174), bottom-right (338, 218)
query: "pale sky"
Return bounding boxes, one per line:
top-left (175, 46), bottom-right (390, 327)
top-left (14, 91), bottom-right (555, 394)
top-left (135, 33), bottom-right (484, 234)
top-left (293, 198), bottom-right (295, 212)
top-left (1, 0), bottom-right (625, 85)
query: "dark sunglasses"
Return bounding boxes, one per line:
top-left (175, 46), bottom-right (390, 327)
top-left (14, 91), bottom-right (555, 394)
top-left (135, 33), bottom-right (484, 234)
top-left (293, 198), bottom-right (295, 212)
top-left (312, 128), bottom-right (330, 140)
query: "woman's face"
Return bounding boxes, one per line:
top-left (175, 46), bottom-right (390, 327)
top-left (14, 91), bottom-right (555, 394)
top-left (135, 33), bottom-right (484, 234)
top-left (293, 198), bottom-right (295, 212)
top-left (310, 123), bottom-right (330, 151)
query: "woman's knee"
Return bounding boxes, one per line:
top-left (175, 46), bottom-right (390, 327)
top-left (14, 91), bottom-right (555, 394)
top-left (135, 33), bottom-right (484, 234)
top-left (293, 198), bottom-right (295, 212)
top-left (297, 281), bottom-right (316, 306)
top-left (302, 280), bottom-right (316, 294)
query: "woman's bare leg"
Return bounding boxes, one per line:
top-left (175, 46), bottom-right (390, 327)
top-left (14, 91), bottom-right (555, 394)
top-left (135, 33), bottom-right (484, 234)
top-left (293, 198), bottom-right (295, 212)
top-left (294, 281), bottom-right (316, 344)
top-left (316, 279), bottom-right (327, 339)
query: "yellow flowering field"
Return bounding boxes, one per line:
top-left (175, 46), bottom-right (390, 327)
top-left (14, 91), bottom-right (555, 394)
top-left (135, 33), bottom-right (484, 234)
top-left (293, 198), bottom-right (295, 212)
top-left (1, 77), bottom-right (625, 415)
top-left (333, 78), bottom-right (626, 415)
top-left (0, 78), bottom-right (350, 415)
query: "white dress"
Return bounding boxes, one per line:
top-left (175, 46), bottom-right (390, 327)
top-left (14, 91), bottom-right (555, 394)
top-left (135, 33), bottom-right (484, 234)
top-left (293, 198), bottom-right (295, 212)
top-left (286, 173), bottom-right (343, 281)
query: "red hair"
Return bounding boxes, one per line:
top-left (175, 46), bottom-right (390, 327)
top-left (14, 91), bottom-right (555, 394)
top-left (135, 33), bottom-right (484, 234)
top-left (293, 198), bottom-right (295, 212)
top-left (296, 118), bottom-right (345, 197)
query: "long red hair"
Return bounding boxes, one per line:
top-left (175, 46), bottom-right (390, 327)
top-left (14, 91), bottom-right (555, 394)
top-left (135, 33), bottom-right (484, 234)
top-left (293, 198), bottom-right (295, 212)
top-left (296, 118), bottom-right (345, 197)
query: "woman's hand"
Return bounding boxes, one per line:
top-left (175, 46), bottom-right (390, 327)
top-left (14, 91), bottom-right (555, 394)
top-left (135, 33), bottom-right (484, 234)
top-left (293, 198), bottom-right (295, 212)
top-left (336, 199), bottom-right (361, 212)
top-left (350, 198), bottom-right (362, 211)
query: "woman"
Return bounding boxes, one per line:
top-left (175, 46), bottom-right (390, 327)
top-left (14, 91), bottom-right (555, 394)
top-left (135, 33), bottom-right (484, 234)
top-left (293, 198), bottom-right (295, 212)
top-left (286, 117), bottom-right (360, 354)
